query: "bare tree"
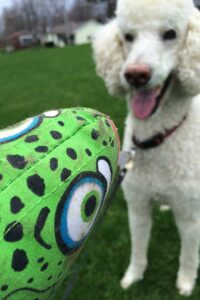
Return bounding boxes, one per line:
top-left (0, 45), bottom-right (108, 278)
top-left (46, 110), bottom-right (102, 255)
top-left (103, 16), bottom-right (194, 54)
top-left (20, 0), bottom-right (39, 33)
top-left (2, 0), bottom-right (111, 37)
top-left (3, 2), bottom-right (25, 35)
top-left (87, 0), bottom-right (116, 18)
top-left (68, 0), bottom-right (94, 22)
top-left (2, 0), bottom-right (66, 35)
top-left (107, 0), bottom-right (116, 18)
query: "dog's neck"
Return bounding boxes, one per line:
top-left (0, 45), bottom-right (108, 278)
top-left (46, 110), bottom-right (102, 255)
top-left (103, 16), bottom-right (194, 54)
top-left (128, 89), bottom-right (192, 142)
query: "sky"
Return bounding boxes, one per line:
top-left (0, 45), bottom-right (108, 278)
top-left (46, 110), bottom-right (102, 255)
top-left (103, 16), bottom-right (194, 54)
top-left (0, 0), bottom-right (13, 13)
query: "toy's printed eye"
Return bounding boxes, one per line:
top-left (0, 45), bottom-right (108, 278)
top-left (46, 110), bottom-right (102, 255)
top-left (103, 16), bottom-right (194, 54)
top-left (43, 110), bottom-right (61, 118)
top-left (0, 116), bottom-right (42, 144)
top-left (97, 157), bottom-right (112, 189)
top-left (55, 172), bottom-right (108, 255)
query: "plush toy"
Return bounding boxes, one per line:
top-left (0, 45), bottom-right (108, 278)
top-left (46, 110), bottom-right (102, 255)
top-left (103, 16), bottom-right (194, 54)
top-left (0, 108), bottom-right (120, 300)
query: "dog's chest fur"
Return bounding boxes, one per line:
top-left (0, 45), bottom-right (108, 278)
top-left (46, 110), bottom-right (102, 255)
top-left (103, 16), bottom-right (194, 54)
top-left (124, 96), bottom-right (200, 205)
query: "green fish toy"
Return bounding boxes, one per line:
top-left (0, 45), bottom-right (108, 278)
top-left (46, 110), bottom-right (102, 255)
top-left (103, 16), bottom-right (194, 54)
top-left (0, 108), bottom-right (120, 300)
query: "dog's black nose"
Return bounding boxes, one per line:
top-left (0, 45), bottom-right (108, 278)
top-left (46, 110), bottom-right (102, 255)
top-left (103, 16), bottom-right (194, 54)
top-left (124, 64), bottom-right (151, 88)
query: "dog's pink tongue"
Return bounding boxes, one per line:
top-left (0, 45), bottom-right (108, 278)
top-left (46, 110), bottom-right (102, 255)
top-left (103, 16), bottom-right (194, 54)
top-left (131, 89), bottom-right (158, 120)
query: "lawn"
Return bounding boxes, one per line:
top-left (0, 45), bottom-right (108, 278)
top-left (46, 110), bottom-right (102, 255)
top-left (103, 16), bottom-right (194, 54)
top-left (0, 45), bottom-right (199, 300)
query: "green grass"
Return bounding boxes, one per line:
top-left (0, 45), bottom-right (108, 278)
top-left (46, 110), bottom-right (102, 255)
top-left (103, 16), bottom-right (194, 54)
top-left (0, 45), bottom-right (199, 300)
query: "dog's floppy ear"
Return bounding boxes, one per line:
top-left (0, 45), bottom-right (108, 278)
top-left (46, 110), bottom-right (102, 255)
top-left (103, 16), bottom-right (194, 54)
top-left (92, 19), bottom-right (125, 96)
top-left (178, 8), bottom-right (200, 96)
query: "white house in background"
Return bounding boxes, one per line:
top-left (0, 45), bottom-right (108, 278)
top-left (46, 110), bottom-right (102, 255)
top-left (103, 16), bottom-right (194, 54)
top-left (74, 20), bottom-right (102, 45)
top-left (42, 21), bottom-right (102, 47)
top-left (41, 33), bottom-right (65, 48)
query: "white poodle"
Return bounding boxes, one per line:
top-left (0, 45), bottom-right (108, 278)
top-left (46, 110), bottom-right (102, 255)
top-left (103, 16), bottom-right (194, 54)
top-left (92, 0), bottom-right (200, 296)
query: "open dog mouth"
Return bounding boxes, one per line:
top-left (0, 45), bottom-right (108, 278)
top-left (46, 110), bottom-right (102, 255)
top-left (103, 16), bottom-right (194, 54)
top-left (131, 73), bottom-right (173, 120)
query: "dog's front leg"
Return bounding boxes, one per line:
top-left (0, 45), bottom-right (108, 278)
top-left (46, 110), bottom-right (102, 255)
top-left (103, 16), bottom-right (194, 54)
top-left (174, 214), bottom-right (200, 296)
top-left (120, 181), bottom-right (152, 289)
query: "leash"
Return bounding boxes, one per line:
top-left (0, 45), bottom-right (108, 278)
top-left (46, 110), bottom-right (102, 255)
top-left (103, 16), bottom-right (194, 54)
top-left (61, 150), bottom-right (135, 300)
top-left (104, 149), bottom-right (136, 210)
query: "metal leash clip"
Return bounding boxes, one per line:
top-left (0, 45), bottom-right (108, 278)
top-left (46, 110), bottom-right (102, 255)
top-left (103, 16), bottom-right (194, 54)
top-left (118, 149), bottom-right (136, 172)
top-left (105, 149), bottom-right (136, 209)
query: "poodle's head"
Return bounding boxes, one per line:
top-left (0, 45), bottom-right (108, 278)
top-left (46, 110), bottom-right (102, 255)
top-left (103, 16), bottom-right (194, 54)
top-left (93, 0), bottom-right (200, 121)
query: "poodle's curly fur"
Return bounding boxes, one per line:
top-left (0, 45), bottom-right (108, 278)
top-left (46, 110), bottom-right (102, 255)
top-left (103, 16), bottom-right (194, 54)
top-left (93, 0), bottom-right (200, 296)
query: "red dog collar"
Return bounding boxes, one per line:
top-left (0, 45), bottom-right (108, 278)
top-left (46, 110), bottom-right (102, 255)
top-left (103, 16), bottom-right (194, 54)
top-left (132, 115), bottom-right (187, 150)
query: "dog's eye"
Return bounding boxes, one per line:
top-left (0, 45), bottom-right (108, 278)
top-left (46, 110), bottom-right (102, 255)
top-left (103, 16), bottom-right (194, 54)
top-left (162, 29), bottom-right (177, 41)
top-left (124, 33), bottom-right (134, 42)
